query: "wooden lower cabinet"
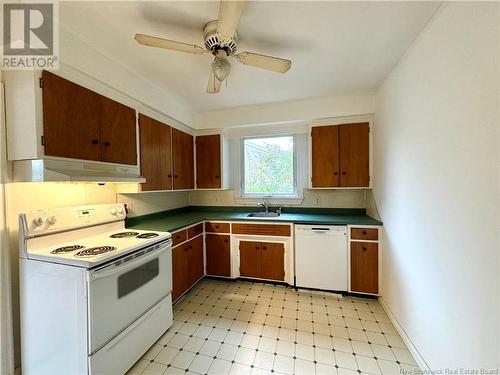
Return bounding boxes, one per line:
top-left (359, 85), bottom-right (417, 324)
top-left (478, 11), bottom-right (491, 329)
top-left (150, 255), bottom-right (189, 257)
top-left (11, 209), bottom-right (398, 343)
top-left (206, 234), bottom-right (231, 277)
top-left (239, 241), bottom-right (262, 278)
top-left (260, 242), bottom-right (285, 281)
top-left (172, 235), bottom-right (204, 302)
top-left (350, 242), bottom-right (378, 294)
top-left (239, 241), bottom-right (284, 281)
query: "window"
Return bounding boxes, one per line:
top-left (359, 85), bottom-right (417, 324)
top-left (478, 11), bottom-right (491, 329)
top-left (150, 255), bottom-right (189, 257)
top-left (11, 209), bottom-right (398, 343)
top-left (242, 135), bottom-right (296, 197)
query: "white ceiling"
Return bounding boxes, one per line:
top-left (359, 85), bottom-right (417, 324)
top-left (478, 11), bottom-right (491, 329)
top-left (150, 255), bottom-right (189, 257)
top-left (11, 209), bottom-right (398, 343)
top-left (60, 1), bottom-right (440, 113)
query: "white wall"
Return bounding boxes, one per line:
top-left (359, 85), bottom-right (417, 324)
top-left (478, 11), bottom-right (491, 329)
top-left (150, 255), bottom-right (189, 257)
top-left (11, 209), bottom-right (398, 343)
top-left (373, 2), bottom-right (499, 370)
top-left (194, 94), bottom-right (374, 129)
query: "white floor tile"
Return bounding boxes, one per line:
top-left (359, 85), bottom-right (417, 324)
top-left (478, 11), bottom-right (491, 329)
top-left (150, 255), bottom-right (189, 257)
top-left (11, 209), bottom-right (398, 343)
top-left (235, 347), bottom-right (256, 365)
top-left (188, 354), bottom-right (214, 374)
top-left (218, 343), bottom-right (239, 361)
top-left (183, 336), bottom-right (205, 353)
top-left (156, 347), bottom-right (180, 366)
top-left (335, 351), bottom-right (358, 370)
top-left (208, 358), bottom-right (232, 375)
top-left (356, 355), bottom-right (381, 374)
top-left (241, 334), bottom-right (261, 349)
top-left (200, 340), bottom-right (222, 357)
top-left (316, 363), bottom-right (338, 375)
top-left (171, 350), bottom-right (196, 370)
top-left (229, 363), bottom-right (252, 375)
top-left (168, 334), bottom-right (190, 349)
top-left (276, 340), bottom-right (295, 356)
top-left (258, 337), bottom-right (277, 353)
top-left (351, 340), bottom-right (374, 357)
top-left (314, 347), bottom-right (336, 365)
top-left (142, 362), bottom-right (168, 375)
top-left (253, 351), bottom-right (275, 370)
top-left (273, 354), bottom-right (294, 374)
top-left (295, 343), bottom-right (315, 361)
top-left (294, 359), bottom-right (316, 375)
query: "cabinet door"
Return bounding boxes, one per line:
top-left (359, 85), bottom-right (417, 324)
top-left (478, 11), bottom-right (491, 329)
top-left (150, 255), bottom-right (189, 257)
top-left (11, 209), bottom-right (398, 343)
top-left (260, 242), bottom-right (285, 281)
top-left (350, 242), bottom-right (378, 294)
top-left (311, 125), bottom-right (340, 187)
top-left (239, 241), bottom-right (261, 278)
top-left (188, 236), bottom-right (204, 285)
top-left (339, 123), bottom-right (369, 187)
top-left (99, 96), bottom-right (137, 165)
top-left (172, 128), bottom-right (194, 189)
top-left (139, 114), bottom-right (172, 191)
top-left (196, 134), bottom-right (221, 189)
top-left (172, 245), bottom-right (189, 302)
top-left (206, 234), bottom-right (231, 277)
top-left (42, 71), bottom-right (101, 161)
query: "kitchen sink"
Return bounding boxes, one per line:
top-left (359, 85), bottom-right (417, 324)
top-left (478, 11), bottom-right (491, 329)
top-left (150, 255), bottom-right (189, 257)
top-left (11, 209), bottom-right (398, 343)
top-left (247, 212), bottom-right (281, 217)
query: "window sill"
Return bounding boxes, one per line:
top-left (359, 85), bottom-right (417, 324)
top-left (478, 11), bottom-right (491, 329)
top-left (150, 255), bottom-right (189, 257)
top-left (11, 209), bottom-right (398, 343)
top-left (234, 196), bottom-right (304, 206)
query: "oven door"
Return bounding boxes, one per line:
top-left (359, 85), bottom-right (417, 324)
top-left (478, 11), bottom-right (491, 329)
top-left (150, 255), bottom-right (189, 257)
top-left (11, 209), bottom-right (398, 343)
top-left (88, 239), bottom-right (172, 354)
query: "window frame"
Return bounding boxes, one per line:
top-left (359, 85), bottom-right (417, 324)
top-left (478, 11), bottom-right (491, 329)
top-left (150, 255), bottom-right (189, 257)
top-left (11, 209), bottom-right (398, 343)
top-left (240, 134), bottom-right (298, 199)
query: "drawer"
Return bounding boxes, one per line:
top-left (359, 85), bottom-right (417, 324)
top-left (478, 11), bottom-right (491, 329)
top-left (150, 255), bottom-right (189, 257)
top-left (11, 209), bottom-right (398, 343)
top-left (188, 223), bottom-right (203, 238)
top-left (172, 229), bottom-right (187, 246)
top-left (205, 222), bottom-right (230, 233)
top-left (351, 228), bottom-right (378, 241)
top-left (232, 223), bottom-right (291, 237)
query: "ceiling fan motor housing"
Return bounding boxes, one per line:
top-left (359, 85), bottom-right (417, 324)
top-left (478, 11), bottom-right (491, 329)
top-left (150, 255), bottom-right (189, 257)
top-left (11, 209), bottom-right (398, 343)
top-left (203, 20), bottom-right (238, 55)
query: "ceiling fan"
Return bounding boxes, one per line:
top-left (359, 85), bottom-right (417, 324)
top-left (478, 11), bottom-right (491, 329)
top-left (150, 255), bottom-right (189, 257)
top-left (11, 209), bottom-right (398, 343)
top-left (134, 0), bottom-right (292, 94)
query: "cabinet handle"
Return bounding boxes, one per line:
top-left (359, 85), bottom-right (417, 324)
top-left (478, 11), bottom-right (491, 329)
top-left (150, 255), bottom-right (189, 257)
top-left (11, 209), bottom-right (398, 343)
top-left (215, 175), bottom-right (220, 179)
top-left (362, 247), bottom-right (367, 251)
top-left (334, 172), bottom-right (338, 175)
top-left (189, 246), bottom-right (193, 249)
top-left (168, 174), bottom-right (172, 178)
top-left (262, 246), bottom-right (267, 250)
top-left (215, 225), bottom-right (219, 229)
top-left (224, 239), bottom-right (228, 243)
top-left (104, 141), bottom-right (110, 147)
top-left (342, 172), bottom-right (347, 175)
top-left (362, 231), bottom-right (367, 235)
top-left (255, 246), bottom-right (259, 249)
top-left (91, 139), bottom-right (99, 144)
top-left (184, 247), bottom-right (189, 251)
top-left (174, 175), bottom-right (178, 178)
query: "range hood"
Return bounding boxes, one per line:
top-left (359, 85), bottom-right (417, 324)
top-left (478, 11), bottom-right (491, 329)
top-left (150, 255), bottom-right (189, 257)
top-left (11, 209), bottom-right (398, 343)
top-left (12, 158), bottom-right (146, 183)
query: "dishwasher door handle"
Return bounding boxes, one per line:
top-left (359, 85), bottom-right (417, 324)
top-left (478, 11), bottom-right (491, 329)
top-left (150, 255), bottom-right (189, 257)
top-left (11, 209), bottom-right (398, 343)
top-left (311, 228), bottom-right (330, 231)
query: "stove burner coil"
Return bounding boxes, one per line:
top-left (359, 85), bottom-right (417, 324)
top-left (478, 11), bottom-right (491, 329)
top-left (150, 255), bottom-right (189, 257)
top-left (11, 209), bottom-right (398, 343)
top-left (136, 233), bottom-right (159, 239)
top-left (75, 246), bottom-right (117, 257)
top-left (110, 231), bottom-right (139, 238)
top-left (51, 245), bottom-right (85, 254)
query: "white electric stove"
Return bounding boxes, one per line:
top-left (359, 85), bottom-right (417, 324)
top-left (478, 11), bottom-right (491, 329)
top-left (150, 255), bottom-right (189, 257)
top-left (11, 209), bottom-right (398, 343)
top-left (19, 203), bottom-right (173, 375)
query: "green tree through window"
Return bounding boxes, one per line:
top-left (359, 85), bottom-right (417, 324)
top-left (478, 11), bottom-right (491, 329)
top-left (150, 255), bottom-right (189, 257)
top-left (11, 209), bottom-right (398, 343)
top-left (243, 136), bottom-right (295, 195)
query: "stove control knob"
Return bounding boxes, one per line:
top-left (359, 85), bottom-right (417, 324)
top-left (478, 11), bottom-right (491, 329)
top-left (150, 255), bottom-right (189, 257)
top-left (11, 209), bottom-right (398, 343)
top-left (117, 207), bottom-right (124, 215)
top-left (110, 208), bottom-right (117, 215)
top-left (33, 217), bottom-right (45, 227)
top-left (47, 216), bottom-right (57, 225)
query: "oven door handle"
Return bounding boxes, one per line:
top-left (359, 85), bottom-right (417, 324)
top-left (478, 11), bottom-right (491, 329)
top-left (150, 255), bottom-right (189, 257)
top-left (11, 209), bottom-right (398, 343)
top-left (90, 244), bottom-right (168, 281)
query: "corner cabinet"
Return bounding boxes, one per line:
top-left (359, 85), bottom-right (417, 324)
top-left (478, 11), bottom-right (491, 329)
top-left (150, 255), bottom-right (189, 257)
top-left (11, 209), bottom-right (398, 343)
top-left (138, 114), bottom-right (194, 191)
top-left (195, 133), bottom-right (229, 190)
top-left (4, 70), bottom-right (138, 166)
top-left (311, 122), bottom-right (370, 188)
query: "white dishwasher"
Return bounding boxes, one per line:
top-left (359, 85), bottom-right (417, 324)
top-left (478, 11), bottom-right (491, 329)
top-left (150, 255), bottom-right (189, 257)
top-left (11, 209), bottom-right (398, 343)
top-left (295, 224), bottom-right (348, 291)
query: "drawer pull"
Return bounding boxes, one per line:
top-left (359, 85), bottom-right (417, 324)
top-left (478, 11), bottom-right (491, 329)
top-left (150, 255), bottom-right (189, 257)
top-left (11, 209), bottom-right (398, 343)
top-left (362, 247), bottom-right (367, 251)
top-left (362, 231), bottom-right (367, 235)
top-left (224, 239), bottom-right (228, 243)
top-left (262, 246), bottom-right (267, 250)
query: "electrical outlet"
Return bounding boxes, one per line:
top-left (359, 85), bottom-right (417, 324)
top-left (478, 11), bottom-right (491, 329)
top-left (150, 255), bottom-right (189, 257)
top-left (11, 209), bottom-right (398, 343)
top-left (315, 196), bottom-right (321, 206)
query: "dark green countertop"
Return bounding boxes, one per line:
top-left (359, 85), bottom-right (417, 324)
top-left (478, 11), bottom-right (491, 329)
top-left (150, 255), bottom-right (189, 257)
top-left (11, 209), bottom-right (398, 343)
top-left (126, 206), bottom-right (382, 233)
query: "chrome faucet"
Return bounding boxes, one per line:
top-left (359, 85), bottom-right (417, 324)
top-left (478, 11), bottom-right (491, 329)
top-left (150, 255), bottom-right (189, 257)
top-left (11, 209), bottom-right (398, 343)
top-left (257, 199), bottom-right (269, 213)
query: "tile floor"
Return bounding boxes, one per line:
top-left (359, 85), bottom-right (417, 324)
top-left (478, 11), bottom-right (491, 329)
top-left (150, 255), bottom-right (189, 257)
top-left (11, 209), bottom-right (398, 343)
top-left (127, 279), bottom-right (419, 375)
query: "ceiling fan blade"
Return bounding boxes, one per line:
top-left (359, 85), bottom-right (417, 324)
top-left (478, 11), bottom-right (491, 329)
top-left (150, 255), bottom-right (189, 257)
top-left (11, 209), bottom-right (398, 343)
top-left (135, 33), bottom-right (206, 55)
top-left (234, 52), bottom-right (291, 73)
top-left (207, 71), bottom-right (222, 94)
top-left (217, 0), bottom-right (245, 39)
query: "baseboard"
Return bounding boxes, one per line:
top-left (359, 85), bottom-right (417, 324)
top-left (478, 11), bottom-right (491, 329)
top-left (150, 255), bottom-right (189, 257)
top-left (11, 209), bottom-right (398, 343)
top-left (378, 296), bottom-right (432, 373)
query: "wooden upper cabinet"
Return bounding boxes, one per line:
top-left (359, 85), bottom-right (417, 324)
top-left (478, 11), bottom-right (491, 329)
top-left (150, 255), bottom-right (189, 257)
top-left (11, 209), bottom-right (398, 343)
top-left (311, 125), bottom-right (340, 187)
top-left (41, 70), bottom-right (137, 165)
top-left (139, 114), bottom-right (172, 191)
top-left (311, 122), bottom-right (370, 188)
top-left (99, 96), bottom-right (137, 165)
top-left (172, 128), bottom-right (194, 190)
top-left (42, 71), bottom-right (101, 161)
top-left (339, 123), bottom-right (369, 187)
top-left (196, 134), bottom-right (221, 189)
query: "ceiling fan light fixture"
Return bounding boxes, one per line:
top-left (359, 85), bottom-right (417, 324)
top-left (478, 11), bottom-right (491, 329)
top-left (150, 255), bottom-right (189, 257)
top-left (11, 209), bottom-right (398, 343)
top-left (211, 50), bottom-right (231, 81)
